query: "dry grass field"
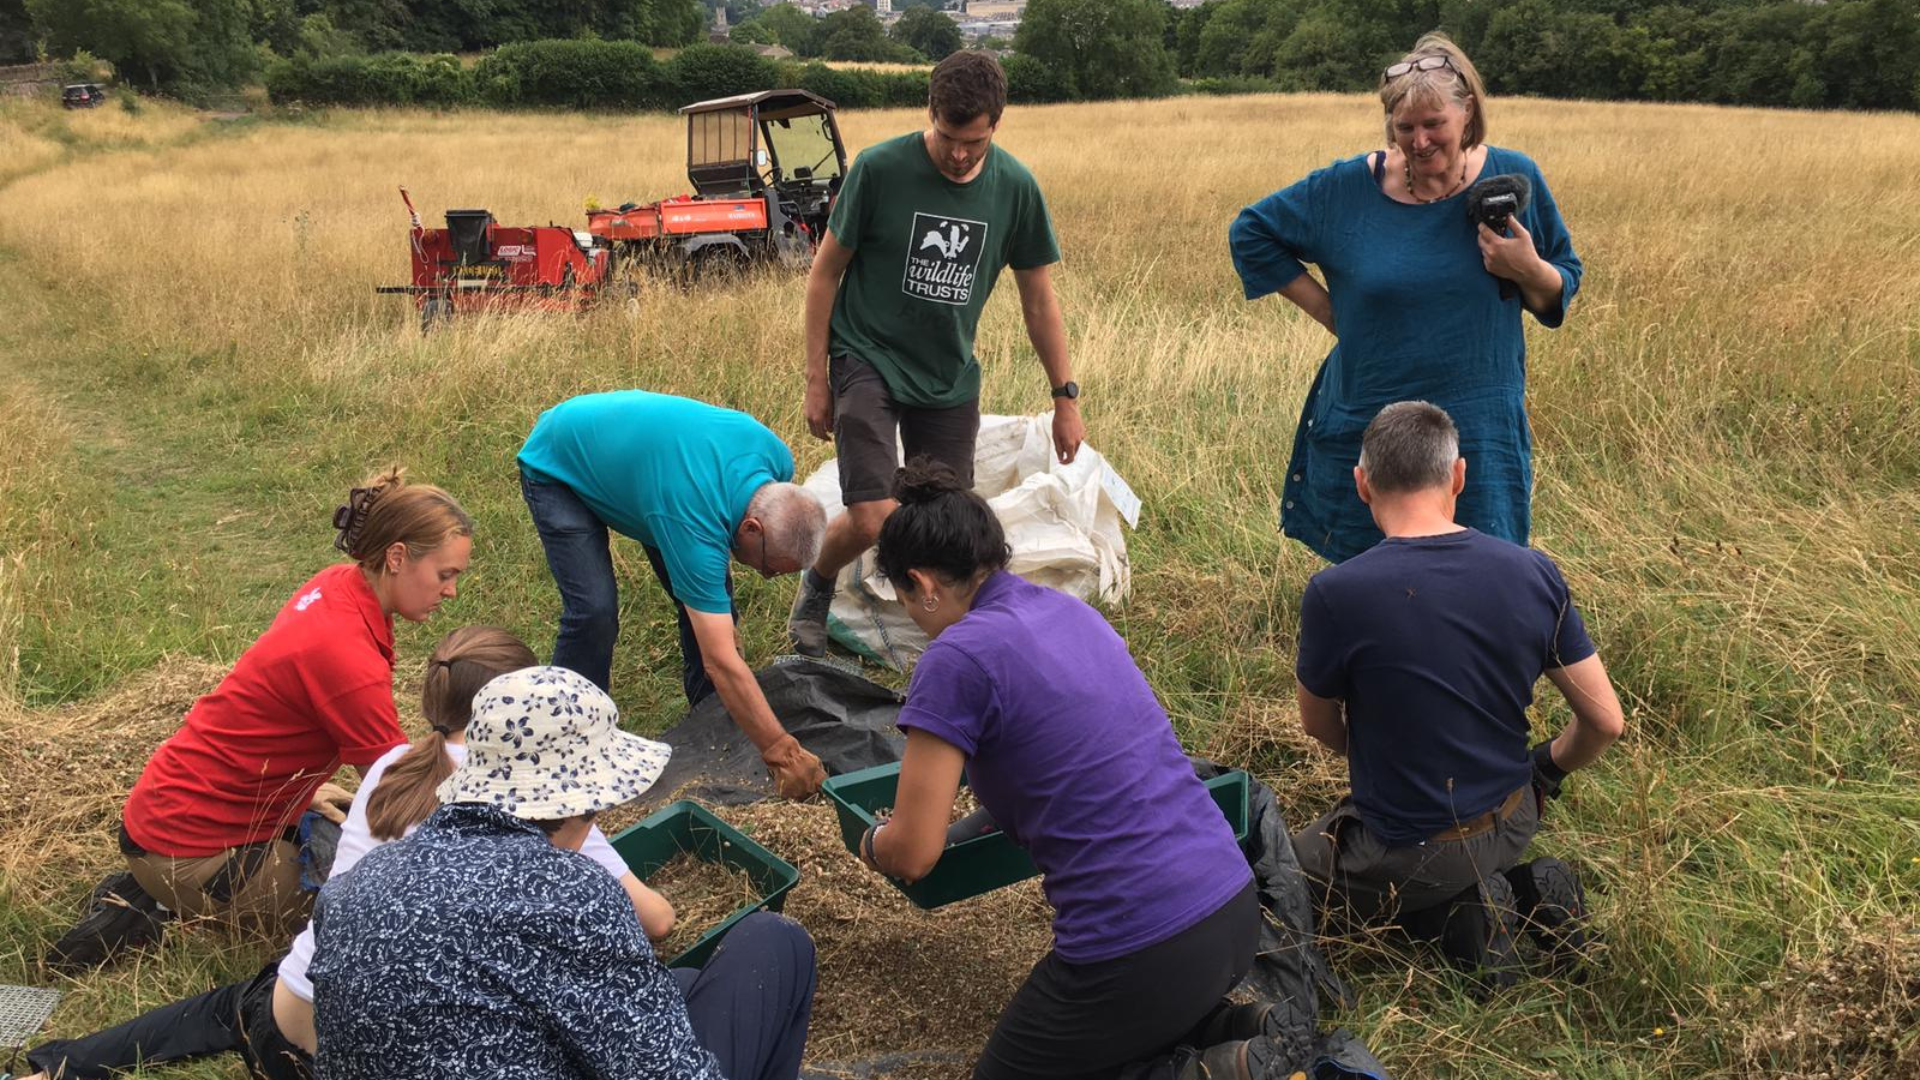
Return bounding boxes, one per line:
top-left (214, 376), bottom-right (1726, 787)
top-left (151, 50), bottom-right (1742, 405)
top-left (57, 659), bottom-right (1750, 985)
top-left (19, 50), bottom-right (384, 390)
top-left (1, 90), bottom-right (1917, 1078)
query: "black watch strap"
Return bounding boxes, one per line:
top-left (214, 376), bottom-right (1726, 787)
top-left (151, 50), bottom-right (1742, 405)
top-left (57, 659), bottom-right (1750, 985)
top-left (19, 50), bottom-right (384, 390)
top-left (1051, 380), bottom-right (1080, 400)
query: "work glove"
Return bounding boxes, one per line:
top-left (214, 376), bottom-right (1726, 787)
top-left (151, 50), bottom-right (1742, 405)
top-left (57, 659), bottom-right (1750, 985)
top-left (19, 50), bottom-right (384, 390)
top-left (763, 734), bottom-right (826, 800)
top-left (1531, 740), bottom-right (1568, 802)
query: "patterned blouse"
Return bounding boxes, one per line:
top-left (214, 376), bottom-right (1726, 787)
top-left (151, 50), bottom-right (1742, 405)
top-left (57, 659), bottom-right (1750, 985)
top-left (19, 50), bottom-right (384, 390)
top-left (308, 803), bottom-right (722, 1080)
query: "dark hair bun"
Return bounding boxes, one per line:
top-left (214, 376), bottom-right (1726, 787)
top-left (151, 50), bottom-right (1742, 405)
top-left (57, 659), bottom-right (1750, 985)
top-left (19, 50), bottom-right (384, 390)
top-left (892, 459), bottom-right (967, 506)
top-left (875, 456), bottom-right (1009, 592)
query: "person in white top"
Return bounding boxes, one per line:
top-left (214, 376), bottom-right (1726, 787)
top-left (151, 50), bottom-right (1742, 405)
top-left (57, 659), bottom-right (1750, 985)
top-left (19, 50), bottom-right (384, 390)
top-left (19, 627), bottom-right (673, 1080)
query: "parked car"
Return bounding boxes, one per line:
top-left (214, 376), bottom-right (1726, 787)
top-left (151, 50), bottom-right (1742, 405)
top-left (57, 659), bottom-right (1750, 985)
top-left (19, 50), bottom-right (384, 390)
top-left (62, 84), bottom-right (106, 109)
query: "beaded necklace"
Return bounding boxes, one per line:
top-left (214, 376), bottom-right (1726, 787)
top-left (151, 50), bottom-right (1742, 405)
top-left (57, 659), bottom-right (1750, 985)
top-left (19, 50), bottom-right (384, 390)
top-left (1403, 151), bottom-right (1468, 204)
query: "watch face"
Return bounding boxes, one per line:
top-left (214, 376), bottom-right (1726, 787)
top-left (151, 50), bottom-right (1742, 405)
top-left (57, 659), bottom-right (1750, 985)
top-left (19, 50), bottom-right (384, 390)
top-left (1054, 381), bottom-right (1079, 400)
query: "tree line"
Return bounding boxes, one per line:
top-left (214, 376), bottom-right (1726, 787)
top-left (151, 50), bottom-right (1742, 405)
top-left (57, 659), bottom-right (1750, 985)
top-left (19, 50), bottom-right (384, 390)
top-left (8, 0), bottom-right (1917, 112)
top-left (728, 4), bottom-right (965, 63)
top-left (1163, 0), bottom-right (1920, 111)
top-left (0, 0), bottom-right (705, 95)
top-left (263, 40), bottom-right (936, 111)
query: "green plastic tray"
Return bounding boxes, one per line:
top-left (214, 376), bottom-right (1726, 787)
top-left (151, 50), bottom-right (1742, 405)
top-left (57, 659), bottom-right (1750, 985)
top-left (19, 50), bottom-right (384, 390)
top-left (822, 763), bottom-right (1251, 910)
top-left (608, 799), bottom-right (799, 969)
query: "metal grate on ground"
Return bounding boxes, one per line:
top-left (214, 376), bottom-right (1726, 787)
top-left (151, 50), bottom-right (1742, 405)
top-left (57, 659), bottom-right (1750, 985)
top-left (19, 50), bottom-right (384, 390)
top-left (0, 984), bottom-right (61, 1048)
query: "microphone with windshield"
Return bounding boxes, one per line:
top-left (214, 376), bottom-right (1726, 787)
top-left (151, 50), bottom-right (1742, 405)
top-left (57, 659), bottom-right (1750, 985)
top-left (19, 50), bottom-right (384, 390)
top-left (1465, 173), bottom-right (1532, 300)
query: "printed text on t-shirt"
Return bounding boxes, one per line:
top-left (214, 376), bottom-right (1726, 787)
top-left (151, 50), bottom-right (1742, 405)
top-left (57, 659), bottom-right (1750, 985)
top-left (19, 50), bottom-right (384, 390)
top-left (902, 212), bottom-right (989, 305)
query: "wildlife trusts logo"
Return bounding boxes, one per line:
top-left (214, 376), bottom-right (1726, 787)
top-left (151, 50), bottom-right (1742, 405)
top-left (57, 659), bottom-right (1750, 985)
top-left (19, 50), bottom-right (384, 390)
top-left (902, 212), bottom-right (988, 305)
top-left (294, 588), bottom-right (323, 612)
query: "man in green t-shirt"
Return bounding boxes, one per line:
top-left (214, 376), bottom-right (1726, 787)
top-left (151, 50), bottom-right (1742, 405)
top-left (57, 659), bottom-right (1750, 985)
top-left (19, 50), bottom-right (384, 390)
top-left (789, 50), bottom-right (1086, 656)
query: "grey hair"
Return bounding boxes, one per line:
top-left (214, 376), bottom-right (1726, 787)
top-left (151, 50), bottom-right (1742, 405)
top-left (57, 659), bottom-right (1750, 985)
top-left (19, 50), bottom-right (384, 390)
top-left (1380, 32), bottom-right (1489, 151)
top-left (1358, 401), bottom-right (1460, 494)
top-left (746, 482), bottom-right (827, 569)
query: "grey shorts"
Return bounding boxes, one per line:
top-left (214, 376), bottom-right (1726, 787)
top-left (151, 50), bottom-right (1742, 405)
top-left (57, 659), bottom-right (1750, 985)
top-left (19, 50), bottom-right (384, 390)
top-left (831, 354), bottom-right (979, 504)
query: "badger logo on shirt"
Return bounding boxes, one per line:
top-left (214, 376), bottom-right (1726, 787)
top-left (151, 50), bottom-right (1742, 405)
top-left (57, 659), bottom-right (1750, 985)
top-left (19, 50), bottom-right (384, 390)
top-left (294, 588), bottom-right (323, 612)
top-left (903, 212), bottom-right (989, 306)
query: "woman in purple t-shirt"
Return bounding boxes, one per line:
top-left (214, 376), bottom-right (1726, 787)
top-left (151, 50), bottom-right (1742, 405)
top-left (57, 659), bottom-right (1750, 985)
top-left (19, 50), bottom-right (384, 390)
top-left (856, 459), bottom-right (1268, 1080)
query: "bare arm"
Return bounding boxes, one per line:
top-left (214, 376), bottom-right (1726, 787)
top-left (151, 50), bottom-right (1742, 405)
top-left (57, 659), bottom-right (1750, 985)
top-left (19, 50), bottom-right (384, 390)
top-left (867, 729), bottom-right (967, 883)
top-left (1541, 654), bottom-right (1625, 771)
top-left (803, 233), bottom-right (857, 441)
top-left (1014, 264), bottom-right (1083, 465)
top-left (1478, 218), bottom-right (1566, 321)
top-left (1296, 681), bottom-right (1347, 756)
top-left (688, 609), bottom-right (824, 797)
top-left (617, 872), bottom-right (677, 941)
top-left (688, 610), bottom-right (785, 752)
top-left (1276, 273), bottom-right (1335, 334)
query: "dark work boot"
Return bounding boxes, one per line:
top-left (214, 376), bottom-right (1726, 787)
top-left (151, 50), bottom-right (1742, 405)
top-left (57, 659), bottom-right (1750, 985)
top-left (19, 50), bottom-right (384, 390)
top-left (787, 568), bottom-right (834, 657)
top-left (1184, 998), bottom-right (1317, 1068)
top-left (1436, 873), bottom-right (1525, 994)
top-left (1245, 1028), bottom-right (1316, 1079)
top-left (1186, 1002), bottom-right (1268, 1049)
top-left (1505, 857), bottom-right (1593, 962)
top-left (43, 871), bottom-right (172, 973)
top-left (1174, 1040), bottom-right (1253, 1080)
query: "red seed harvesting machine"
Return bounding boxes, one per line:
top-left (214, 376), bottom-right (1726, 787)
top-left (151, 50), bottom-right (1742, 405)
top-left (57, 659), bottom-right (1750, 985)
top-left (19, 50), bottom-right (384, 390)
top-left (378, 89), bottom-right (847, 330)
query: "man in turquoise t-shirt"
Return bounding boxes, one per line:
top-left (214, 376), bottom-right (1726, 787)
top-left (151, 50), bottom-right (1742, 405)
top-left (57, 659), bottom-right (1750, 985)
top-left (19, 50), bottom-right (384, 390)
top-left (788, 50), bottom-right (1087, 656)
top-left (517, 390), bottom-right (829, 798)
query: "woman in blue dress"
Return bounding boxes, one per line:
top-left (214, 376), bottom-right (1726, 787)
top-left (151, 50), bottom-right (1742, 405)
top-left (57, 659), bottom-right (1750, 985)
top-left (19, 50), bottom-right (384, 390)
top-left (1230, 32), bottom-right (1582, 563)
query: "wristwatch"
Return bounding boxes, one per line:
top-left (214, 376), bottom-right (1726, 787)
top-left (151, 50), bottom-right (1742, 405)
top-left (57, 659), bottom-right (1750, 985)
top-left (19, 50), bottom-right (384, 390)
top-left (1050, 381), bottom-right (1080, 401)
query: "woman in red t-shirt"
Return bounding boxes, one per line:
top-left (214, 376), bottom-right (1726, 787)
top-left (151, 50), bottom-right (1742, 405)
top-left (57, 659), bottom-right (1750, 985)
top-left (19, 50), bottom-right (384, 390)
top-left (114, 468), bottom-right (473, 947)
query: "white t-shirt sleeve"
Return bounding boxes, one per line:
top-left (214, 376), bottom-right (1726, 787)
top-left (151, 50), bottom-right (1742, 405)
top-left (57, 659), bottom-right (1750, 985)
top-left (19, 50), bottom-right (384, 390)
top-left (277, 742), bottom-right (411, 1002)
top-left (581, 824), bottom-right (632, 879)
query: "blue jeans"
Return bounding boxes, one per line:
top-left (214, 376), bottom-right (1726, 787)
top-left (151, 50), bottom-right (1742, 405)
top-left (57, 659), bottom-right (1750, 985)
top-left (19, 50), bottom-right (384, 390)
top-left (520, 471), bottom-right (736, 702)
top-left (671, 912), bottom-right (817, 1080)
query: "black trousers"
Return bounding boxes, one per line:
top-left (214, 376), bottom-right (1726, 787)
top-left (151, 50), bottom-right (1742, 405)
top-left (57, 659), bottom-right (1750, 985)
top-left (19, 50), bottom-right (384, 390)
top-left (974, 882), bottom-right (1261, 1080)
top-left (25, 963), bottom-right (310, 1080)
top-left (669, 912), bottom-right (818, 1080)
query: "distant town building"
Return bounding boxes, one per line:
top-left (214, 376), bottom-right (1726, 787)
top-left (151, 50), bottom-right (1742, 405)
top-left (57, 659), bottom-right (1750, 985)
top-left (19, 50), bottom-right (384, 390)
top-left (875, 0), bottom-right (892, 12)
top-left (754, 43), bottom-right (796, 59)
top-left (966, 0), bottom-right (1024, 18)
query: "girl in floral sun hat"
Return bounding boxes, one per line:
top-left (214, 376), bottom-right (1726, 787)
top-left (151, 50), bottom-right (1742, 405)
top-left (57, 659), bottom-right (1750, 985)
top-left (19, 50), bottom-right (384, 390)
top-left (310, 666), bottom-right (819, 1080)
top-left (437, 664), bottom-right (676, 819)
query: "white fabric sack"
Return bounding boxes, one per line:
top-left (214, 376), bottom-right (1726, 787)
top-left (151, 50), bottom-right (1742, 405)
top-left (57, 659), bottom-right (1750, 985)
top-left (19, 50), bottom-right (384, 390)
top-left (800, 412), bottom-right (1140, 670)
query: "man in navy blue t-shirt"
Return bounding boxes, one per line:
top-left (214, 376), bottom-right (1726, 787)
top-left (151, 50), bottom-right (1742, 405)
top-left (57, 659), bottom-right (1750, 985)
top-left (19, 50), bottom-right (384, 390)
top-left (1291, 401), bottom-right (1624, 985)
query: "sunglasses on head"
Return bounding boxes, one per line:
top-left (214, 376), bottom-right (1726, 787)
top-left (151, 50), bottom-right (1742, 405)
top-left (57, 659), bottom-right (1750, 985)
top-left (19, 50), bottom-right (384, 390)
top-left (1384, 54), bottom-right (1456, 81)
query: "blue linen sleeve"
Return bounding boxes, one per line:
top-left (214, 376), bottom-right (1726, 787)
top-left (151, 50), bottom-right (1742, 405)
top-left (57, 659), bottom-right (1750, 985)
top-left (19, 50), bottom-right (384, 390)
top-left (536, 882), bottom-right (723, 1080)
top-left (1294, 577), bottom-right (1348, 700)
top-left (1522, 161), bottom-right (1581, 329)
top-left (895, 643), bottom-right (994, 756)
top-left (1535, 554), bottom-right (1597, 671)
top-left (1229, 172), bottom-right (1322, 300)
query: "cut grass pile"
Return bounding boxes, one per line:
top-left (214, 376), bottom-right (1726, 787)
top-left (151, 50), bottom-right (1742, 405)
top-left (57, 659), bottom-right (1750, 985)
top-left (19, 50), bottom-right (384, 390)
top-left (646, 852), bottom-right (763, 962)
top-left (720, 800), bottom-right (1052, 1075)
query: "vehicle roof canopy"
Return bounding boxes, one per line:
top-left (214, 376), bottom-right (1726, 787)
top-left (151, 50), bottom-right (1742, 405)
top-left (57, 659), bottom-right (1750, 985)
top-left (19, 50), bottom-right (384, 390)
top-left (680, 89), bottom-right (836, 122)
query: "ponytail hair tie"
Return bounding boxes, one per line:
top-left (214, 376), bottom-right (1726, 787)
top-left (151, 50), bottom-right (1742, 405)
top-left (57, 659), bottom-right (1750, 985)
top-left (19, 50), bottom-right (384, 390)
top-left (331, 485), bottom-right (381, 554)
top-left (431, 723), bottom-right (456, 737)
